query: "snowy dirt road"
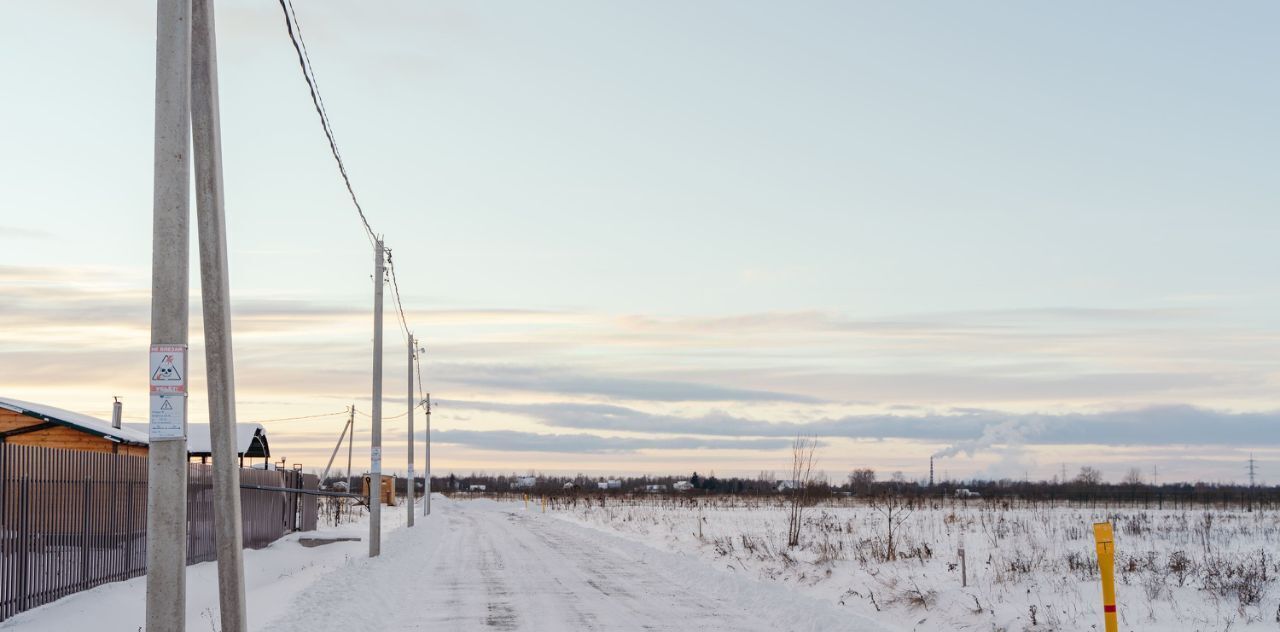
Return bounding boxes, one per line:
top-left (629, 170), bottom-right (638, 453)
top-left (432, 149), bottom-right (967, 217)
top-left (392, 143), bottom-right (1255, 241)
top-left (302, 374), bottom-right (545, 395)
top-left (267, 498), bottom-right (884, 632)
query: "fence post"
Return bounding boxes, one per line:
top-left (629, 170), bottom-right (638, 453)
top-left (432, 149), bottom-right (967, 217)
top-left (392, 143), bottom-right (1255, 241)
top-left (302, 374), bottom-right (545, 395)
top-left (18, 476), bottom-right (30, 613)
top-left (81, 477), bottom-right (92, 590)
top-left (125, 480), bottom-right (135, 578)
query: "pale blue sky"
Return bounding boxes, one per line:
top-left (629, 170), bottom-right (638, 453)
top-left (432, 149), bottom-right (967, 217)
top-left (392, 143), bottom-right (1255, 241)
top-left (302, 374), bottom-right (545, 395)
top-left (2, 2), bottom-right (1278, 481)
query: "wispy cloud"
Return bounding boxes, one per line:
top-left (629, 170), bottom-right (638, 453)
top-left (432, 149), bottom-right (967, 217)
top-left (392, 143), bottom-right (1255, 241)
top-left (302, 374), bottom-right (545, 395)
top-left (436, 363), bottom-right (822, 403)
top-left (442, 400), bottom-right (1280, 449)
top-left (433, 429), bottom-right (793, 453)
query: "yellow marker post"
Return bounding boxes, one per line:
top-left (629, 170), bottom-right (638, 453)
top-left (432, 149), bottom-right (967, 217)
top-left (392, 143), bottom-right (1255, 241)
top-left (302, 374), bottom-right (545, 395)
top-left (1093, 522), bottom-right (1118, 632)
top-left (524, 493), bottom-right (529, 510)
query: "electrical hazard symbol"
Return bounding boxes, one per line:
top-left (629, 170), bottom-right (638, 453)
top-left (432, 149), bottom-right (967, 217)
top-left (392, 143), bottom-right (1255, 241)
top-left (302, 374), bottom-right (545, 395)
top-left (152, 355), bottom-right (183, 382)
top-left (149, 344), bottom-right (187, 394)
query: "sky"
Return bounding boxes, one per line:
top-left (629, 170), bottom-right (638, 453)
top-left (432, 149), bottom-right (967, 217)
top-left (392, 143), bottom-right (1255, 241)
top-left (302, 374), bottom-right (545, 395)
top-left (2, 1), bottom-right (1279, 483)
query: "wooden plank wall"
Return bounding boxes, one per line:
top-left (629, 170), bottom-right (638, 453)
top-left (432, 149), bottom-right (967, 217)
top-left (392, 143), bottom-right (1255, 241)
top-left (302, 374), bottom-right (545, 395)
top-left (0, 410), bottom-right (147, 457)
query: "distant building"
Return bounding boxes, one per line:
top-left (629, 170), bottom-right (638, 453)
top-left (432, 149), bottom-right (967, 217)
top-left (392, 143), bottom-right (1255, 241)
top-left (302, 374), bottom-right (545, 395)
top-left (775, 480), bottom-right (802, 492)
top-left (643, 484), bottom-right (667, 493)
top-left (469, 484), bottom-right (487, 492)
top-left (513, 476), bottom-right (537, 489)
top-left (672, 481), bottom-right (694, 492)
top-left (955, 488), bottom-right (980, 499)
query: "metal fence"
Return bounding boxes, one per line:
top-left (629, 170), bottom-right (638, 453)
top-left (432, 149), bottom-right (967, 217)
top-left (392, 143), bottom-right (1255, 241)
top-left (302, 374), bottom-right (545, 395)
top-left (0, 444), bottom-right (319, 621)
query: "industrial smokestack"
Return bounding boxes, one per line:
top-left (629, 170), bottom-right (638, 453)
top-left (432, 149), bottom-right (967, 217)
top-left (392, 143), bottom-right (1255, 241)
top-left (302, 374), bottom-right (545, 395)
top-left (111, 397), bottom-right (122, 429)
top-left (929, 457), bottom-right (935, 487)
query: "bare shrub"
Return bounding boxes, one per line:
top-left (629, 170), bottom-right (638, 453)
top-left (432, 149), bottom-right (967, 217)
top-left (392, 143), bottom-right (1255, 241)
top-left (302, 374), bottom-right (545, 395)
top-left (870, 492), bottom-right (915, 562)
top-left (785, 435), bottom-right (818, 547)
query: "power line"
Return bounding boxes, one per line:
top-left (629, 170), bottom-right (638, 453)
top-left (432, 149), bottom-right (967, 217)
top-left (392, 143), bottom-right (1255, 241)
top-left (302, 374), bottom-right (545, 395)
top-left (274, 1), bottom-right (431, 431)
top-left (386, 249), bottom-right (411, 341)
top-left (250, 410), bottom-right (349, 424)
top-left (275, 0), bottom-right (376, 245)
top-left (356, 408), bottom-right (410, 420)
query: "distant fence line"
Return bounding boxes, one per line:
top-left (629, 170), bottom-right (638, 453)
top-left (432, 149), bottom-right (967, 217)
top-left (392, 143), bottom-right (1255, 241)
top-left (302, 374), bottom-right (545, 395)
top-left (0, 444), bottom-right (319, 621)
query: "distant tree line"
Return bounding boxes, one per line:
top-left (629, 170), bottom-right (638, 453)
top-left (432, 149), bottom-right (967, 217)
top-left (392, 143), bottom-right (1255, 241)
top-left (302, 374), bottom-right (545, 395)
top-left (322, 466), bottom-right (1280, 511)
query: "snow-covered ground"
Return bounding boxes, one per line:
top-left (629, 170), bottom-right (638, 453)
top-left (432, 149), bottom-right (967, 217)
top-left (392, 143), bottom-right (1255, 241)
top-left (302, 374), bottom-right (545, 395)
top-left (547, 496), bottom-right (1280, 631)
top-left (0, 500), bottom-right (398, 631)
top-left (0, 496), bottom-right (884, 631)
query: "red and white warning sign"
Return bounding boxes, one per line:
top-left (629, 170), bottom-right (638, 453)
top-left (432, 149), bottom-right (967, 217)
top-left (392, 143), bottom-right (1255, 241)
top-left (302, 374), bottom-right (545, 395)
top-left (149, 344), bottom-right (187, 440)
top-left (150, 344), bottom-right (187, 394)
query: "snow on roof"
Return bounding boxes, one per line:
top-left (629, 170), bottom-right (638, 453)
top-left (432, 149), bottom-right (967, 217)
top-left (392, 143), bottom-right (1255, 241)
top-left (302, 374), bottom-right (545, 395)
top-left (0, 396), bottom-right (149, 445)
top-left (120, 422), bottom-right (270, 457)
top-left (186, 423), bottom-right (268, 457)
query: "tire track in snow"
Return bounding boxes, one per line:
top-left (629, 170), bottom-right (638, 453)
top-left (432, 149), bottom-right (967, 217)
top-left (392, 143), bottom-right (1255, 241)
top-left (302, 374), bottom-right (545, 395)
top-left (264, 498), bottom-right (885, 632)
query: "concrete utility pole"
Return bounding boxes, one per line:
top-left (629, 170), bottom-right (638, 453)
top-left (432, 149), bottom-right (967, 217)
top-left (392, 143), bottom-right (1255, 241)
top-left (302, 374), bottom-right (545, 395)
top-left (406, 335), bottom-right (415, 527)
top-left (319, 407), bottom-right (355, 484)
top-left (191, 1), bottom-right (247, 629)
top-left (146, 0), bottom-right (192, 628)
top-left (430, 391), bottom-right (435, 516)
top-left (369, 239), bottom-right (385, 557)
top-left (346, 405), bottom-right (355, 494)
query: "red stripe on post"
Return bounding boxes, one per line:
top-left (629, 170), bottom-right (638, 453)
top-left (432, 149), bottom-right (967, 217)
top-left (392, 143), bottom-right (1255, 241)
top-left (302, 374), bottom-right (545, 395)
top-left (1104, 605), bottom-right (1117, 613)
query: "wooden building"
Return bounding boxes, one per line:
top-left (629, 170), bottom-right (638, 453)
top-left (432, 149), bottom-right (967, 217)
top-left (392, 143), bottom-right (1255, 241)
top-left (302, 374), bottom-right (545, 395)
top-left (0, 396), bottom-right (148, 456)
top-left (1, 397), bottom-right (273, 464)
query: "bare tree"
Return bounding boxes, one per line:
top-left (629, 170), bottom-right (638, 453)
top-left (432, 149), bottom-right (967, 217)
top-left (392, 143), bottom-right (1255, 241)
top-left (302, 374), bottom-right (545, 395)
top-left (848, 468), bottom-right (876, 493)
top-left (1121, 467), bottom-right (1143, 486)
top-left (786, 435), bottom-right (818, 547)
top-left (870, 492), bottom-right (915, 561)
top-left (1076, 466), bottom-right (1104, 486)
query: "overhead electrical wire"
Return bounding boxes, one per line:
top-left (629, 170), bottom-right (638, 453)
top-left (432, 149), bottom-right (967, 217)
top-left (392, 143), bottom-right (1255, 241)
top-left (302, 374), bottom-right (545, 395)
top-left (250, 410), bottom-right (349, 424)
top-left (276, 0), bottom-right (376, 245)
top-left (356, 408), bottom-right (411, 421)
top-left (386, 249), bottom-right (412, 341)
top-left (275, 0), bottom-right (427, 419)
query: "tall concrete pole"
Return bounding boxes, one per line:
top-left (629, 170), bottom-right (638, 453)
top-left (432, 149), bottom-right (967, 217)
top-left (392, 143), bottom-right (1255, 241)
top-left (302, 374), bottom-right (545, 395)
top-left (406, 335), bottom-right (415, 527)
top-left (369, 239), bottom-right (385, 557)
top-left (191, 1), bottom-right (247, 629)
top-left (346, 405), bottom-right (355, 493)
top-left (146, 0), bottom-right (192, 628)
top-left (319, 408), bottom-right (353, 484)
top-left (430, 391), bottom-right (435, 516)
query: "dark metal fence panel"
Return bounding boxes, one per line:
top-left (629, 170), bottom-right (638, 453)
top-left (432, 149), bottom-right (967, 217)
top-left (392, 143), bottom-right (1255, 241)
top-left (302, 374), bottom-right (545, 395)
top-left (0, 445), bottom-right (148, 620)
top-left (299, 474), bottom-right (319, 532)
top-left (239, 467), bottom-right (288, 549)
top-left (0, 444), bottom-right (317, 622)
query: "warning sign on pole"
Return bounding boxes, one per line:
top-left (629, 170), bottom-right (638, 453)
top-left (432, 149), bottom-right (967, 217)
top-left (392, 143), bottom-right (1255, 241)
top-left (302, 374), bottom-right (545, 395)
top-left (149, 344), bottom-right (187, 440)
top-left (150, 344), bottom-right (187, 393)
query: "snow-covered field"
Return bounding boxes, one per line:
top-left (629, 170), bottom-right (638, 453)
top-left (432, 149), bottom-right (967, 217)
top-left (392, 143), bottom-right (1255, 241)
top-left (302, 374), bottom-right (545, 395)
top-left (548, 495), bottom-right (1280, 631)
top-left (0, 495), bottom-right (884, 631)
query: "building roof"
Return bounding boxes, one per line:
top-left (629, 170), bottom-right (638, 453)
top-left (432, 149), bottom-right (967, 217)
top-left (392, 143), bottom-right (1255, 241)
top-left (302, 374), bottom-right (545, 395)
top-left (122, 422), bottom-right (271, 458)
top-left (186, 423), bottom-right (270, 458)
top-left (0, 396), bottom-right (149, 446)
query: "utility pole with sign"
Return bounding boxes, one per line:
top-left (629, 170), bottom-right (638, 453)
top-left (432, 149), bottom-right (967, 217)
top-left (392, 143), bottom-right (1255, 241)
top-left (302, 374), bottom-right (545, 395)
top-left (369, 239), bottom-right (385, 557)
top-left (145, 0), bottom-right (192, 628)
top-left (406, 334), bottom-right (415, 527)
